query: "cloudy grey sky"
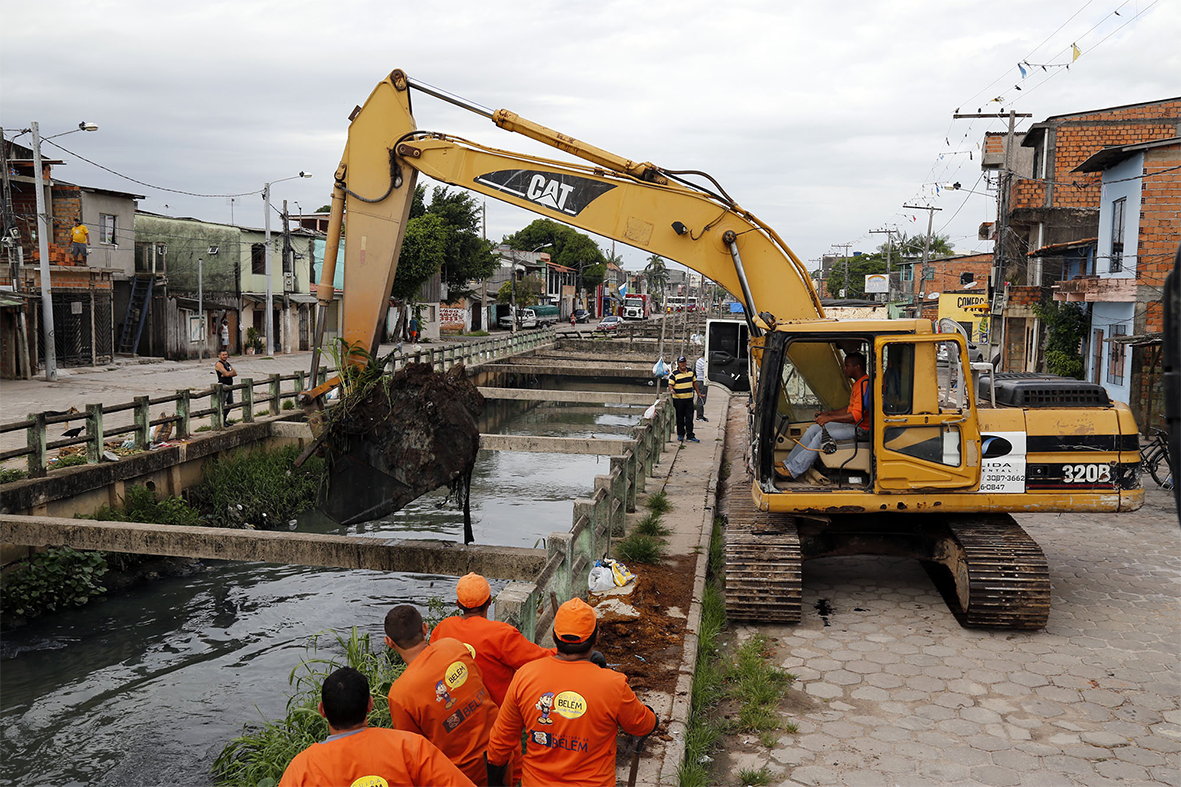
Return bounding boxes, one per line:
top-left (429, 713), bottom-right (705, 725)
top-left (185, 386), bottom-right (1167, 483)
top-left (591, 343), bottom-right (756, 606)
top-left (4, 0), bottom-right (1177, 274)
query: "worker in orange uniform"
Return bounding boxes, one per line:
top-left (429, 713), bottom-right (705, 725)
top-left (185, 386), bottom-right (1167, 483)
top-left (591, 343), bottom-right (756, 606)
top-left (278, 666), bottom-right (474, 787)
top-left (485, 598), bottom-right (658, 787)
top-left (385, 604), bottom-right (500, 786)
top-left (432, 573), bottom-right (557, 706)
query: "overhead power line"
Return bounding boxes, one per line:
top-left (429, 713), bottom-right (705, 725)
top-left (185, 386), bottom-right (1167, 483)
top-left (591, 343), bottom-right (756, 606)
top-left (40, 138), bottom-right (262, 199)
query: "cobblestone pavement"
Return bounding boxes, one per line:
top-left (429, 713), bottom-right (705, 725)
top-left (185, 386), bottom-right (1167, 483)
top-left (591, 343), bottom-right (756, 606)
top-left (722, 485), bottom-right (1179, 786)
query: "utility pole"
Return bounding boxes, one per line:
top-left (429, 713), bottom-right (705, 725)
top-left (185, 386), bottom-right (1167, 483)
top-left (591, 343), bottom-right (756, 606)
top-left (953, 110), bottom-right (1031, 364)
top-left (902, 205), bottom-right (941, 309)
top-left (869, 228), bottom-right (896, 303)
top-left (197, 257), bottom-right (205, 360)
top-left (830, 243), bottom-right (851, 298)
top-left (282, 199), bottom-right (292, 354)
top-left (30, 122), bottom-right (56, 381)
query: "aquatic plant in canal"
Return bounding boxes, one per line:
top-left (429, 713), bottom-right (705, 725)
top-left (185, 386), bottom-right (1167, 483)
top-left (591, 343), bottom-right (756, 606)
top-left (212, 628), bottom-right (403, 787)
top-left (186, 444), bottom-right (326, 530)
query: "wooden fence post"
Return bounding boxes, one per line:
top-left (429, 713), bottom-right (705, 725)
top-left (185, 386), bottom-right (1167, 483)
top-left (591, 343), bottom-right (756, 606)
top-left (269, 374), bottom-right (282, 415)
top-left (176, 389), bottom-right (191, 439)
top-left (212, 385), bottom-right (225, 430)
top-left (27, 412), bottom-right (46, 478)
top-left (133, 396), bottom-right (151, 449)
top-left (85, 403), bottom-right (104, 464)
top-left (241, 378), bottom-right (255, 423)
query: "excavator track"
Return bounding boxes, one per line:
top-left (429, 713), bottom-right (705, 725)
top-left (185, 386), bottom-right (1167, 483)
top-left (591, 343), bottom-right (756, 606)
top-left (723, 492), bottom-right (802, 623)
top-left (927, 514), bottom-right (1051, 630)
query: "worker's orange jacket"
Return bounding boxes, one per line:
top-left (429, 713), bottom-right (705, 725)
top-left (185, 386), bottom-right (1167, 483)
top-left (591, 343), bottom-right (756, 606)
top-left (487, 656), bottom-right (656, 787)
top-left (388, 637), bottom-right (499, 786)
top-left (277, 726), bottom-right (474, 787)
top-left (431, 614), bottom-right (557, 706)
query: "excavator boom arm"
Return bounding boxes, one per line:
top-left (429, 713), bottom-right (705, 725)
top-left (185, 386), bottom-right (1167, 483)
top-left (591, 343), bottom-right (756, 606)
top-left (315, 69), bottom-right (842, 402)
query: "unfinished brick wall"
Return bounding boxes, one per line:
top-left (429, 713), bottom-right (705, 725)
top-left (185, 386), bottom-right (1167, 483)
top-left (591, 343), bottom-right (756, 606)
top-left (1009, 99), bottom-right (1180, 213)
top-left (1137, 145), bottom-right (1181, 333)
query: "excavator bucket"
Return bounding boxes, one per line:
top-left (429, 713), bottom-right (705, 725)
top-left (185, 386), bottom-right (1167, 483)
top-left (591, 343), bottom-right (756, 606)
top-left (319, 363), bottom-right (484, 536)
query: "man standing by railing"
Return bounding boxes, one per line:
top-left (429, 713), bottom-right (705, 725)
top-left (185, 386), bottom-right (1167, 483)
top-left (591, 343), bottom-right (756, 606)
top-left (214, 351), bottom-right (236, 415)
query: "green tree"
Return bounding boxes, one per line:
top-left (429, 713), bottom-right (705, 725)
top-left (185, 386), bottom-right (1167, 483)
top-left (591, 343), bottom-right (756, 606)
top-left (1034, 300), bottom-right (1088, 379)
top-left (890, 232), bottom-right (954, 259)
top-left (503, 219), bottom-right (607, 288)
top-left (644, 255), bottom-right (669, 306)
top-left (426, 187), bottom-right (498, 300)
top-left (824, 253), bottom-right (888, 299)
top-left (391, 212), bottom-right (447, 301)
top-left (496, 276), bottom-right (546, 308)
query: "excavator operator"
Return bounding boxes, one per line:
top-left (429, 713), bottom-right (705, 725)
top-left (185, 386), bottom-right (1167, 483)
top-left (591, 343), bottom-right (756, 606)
top-left (776, 351), bottom-right (869, 481)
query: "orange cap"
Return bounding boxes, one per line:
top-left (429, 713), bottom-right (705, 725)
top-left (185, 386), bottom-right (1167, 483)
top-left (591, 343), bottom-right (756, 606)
top-left (456, 573), bottom-right (491, 607)
top-left (553, 598), bottom-right (597, 643)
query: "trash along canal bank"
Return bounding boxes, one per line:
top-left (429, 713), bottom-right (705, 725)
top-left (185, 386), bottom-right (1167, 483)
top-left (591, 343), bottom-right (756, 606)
top-left (0, 401), bottom-right (649, 786)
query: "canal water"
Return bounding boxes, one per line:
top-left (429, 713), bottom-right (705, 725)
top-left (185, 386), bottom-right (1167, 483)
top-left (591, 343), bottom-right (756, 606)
top-left (0, 398), bottom-right (646, 787)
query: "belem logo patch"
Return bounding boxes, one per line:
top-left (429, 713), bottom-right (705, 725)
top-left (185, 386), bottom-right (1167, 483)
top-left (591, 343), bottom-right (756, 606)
top-left (445, 661), bottom-right (468, 690)
top-left (554, 690), bottom-right (587, 720)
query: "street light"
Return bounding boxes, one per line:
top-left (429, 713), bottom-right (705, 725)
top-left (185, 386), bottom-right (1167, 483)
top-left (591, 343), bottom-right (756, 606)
top-left (510, 243), bottom-right (550, 334)
top-left (20, 120), bottom-right (99, 381)
top-left (263, 171), bottom-right (311, 355)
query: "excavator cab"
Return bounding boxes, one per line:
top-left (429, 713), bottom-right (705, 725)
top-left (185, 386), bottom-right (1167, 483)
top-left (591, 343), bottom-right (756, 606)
top-left (758, 325), bottom-right (982, 493)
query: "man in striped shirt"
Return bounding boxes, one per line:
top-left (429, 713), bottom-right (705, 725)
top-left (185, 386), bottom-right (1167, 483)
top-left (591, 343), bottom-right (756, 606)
top-left (669, 356), bottom-right (699, 443)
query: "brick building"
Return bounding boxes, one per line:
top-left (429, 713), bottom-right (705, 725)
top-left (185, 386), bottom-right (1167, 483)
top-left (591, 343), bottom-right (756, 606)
top-left (1, 138), bottom-right (134, 376)
top-left (982, 98), bottom-right (1180, 380)
top-left (1053, 136), bottom-right (1179, 433)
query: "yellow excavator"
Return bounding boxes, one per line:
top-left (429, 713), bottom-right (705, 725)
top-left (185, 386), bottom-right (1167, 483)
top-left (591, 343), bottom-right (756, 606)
top-left (303, 69), bottom-right (1143, 629)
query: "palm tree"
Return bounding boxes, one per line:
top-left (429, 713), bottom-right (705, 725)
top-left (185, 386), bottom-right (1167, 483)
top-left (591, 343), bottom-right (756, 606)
top-left (644, 255), bottom-right (669, 304)
top-left (645, 255), bottom-right (672, 392)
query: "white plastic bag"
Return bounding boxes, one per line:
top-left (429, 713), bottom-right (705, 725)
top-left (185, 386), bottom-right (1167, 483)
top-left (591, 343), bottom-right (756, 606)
top-left (643, 400), bottom-right (659, 420)
top-left (652, 357), bottom-right (668, 378)
top-left (588, 564), bottom-right (615, 593)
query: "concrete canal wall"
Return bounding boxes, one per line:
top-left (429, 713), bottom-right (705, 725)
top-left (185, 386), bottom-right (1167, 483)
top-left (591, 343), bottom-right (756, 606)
top-left (1, 329), bottom-right (676, 647)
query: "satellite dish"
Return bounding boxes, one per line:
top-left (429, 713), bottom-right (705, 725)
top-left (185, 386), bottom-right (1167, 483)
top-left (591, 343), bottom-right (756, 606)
top-left (927, 291), bottom-right (940, 300)
top-left (963, 281), bottom-right (976, 288)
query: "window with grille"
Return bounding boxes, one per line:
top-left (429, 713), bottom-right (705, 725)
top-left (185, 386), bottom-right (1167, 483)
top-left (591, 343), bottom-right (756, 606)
top-left (1107, 324), bottom-right (1126, 385)
top-left (1110, 197), bottom-right (1125, 273)
top-left (251, 243), bottom-right (265, 275)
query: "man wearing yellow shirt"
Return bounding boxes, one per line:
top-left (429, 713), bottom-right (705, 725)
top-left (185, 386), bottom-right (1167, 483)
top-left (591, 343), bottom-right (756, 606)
top-left (70, 219), bottom-right (89, 263)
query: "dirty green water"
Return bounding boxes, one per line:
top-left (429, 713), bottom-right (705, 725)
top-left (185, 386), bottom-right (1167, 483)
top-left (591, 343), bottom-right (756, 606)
top-left (0, 397), bottom-right (648, 787)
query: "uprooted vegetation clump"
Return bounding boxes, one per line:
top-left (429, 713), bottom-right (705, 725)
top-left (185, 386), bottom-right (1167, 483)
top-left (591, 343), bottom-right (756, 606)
top-left (316, 344), bottom-right (483, 535)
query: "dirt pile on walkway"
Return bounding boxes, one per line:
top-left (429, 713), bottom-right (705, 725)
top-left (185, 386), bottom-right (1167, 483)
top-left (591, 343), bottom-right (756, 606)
top-left (321, 363), bottom-right (483, 531)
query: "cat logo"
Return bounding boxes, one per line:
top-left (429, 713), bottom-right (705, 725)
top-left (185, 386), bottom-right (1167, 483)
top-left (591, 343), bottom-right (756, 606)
top-left (445, 661), bottom-right (468, 690)
top-left (553, 690), bottom-right (587, 720)
top-left (473, 170), bottom-right (616, 217)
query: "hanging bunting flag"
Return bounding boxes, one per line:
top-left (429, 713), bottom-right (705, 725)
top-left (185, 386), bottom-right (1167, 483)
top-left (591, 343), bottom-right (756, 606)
top-left (1018, 63), bottom-right (1028, 79)
top-left (1072, 44), bottom-right (1081, 62)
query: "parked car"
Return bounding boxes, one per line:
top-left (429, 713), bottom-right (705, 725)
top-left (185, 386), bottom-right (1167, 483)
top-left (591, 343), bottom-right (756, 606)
top-left (573, 308), bottom-right (590, 323)
top-left (595, 316), bottom-right (622, 332)
top-left (938, 341), bottom-right (986, 364)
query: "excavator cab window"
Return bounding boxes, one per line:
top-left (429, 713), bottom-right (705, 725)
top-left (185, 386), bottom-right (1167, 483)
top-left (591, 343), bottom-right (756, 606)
top-left (705, 320), bottom-right (750, 392)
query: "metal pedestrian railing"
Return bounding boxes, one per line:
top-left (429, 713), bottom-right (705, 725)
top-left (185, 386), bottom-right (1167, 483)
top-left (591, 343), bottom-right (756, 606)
top-left (1, 329), bottom-right (558, 478)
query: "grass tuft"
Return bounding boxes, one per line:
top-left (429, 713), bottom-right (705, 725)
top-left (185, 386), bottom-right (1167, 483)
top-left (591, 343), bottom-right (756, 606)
top-left (0, 467), bottom-right (28, 484)
top-left (613, 534), bottom-right (666, 564)
top-left (633, 511), bottom-right (671, 537)
top-left (738, 767), bottom-right (773, 786)
top-left (643, 490), bottom-right (672, 516)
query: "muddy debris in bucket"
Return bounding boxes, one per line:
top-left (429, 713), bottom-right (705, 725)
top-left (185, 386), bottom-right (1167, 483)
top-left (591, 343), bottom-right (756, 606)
top-left (319, 362), bottom-right (483, 534)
